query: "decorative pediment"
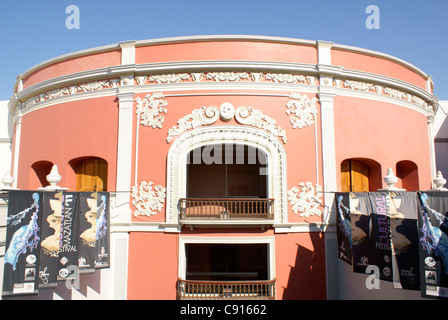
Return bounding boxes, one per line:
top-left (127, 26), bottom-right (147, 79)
top-left (166, 102), bottom-right (287, 144)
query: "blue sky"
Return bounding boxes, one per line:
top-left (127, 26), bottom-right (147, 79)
top-left (0, 0), bottom-right (447, 100)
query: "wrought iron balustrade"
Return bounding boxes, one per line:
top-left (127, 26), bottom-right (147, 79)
top-left (178, 279), bottom-right (276, 300)
top-left (179, 198), bottom-right (274, 221)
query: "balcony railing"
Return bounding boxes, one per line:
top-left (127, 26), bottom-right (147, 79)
top-left (178, 279), bottom-right (276, 300)
top-left (179, 198), bottom-right (274, 221)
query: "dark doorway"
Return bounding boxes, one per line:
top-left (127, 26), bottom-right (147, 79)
top-left (185, 243), bottom-right (269, 281)
top-left (187, 144), bottom-right (268, 198)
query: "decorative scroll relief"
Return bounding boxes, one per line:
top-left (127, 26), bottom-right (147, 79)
top-left (287, 182), bottom-right (323, 217)
top-left (166, 103), bottom-right (287, 144)
top-left (23, 78), bottom-right (120, 109)
top-left (142, 72), bottom-right (317, 85)
top-left (234, 106), bottom-right (287, 144)
top-left (131, 180), bottom-right (166, 217)
top-left (334, 78), bottom-right (434, 115)
top-left (135, 92), bottom-right (168, 128)
top-left (286, 92), bottom-right (319, 129)
top-left (166, 106), bottom-right (219, 143)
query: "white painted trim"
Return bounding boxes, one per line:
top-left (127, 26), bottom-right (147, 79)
top-left (110, 232), bottom-right (129, 300)
top-left (115, 90), bottom-right (135, 223)
top-left (10, 60), bottom-right (436, 120)
top-left (178, 236), bottom-right (276, 282)
top-left (166, 125), bottom-right (288, 227)
top-left (318, 90), bottom-right (337, 225)
top-left (12, 110), bottom-right (21, 188)
top-left (119, 40), bottom-right (136, 65)
top-left (317, 40), bottom-right (334, 65)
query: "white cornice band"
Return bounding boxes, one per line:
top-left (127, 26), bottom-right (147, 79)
top-left (9, 59), bottom-right (438, 121)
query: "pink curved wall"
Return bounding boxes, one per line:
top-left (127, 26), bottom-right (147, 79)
top-left (332, 49), bottom-right (427, 90)
top-left (17, 97), bottom-right (119, 190)
top-left (22, 50), bottom-right (121, 89)
top-left (135, 41), bottom-right (318, 64)
top-left (334, 96), bottom-right (432, 191)
top-left (133, 92), bottom-right (323, 224)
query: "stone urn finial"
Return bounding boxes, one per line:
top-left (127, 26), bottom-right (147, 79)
top-left (433, 170), bottom-right (448, 191)
top-left (384, 168), bottom-right (398, 189)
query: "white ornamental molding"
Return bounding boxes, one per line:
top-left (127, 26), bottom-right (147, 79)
top-left (148, 73), bottom-right (190, 84)
top-left (286, 92), bottom-right (319, 129)
top-left (22, 78), bottom-right (120, 109)
top-left (287, 182), bottom-right (323, 217)
top-left (206, 72), bottom-right (250, 82)
top-left (334, 78), bottom-right (434, 115)
top-left (135, 92), bottom-right (168, 128)
top-left (18, 70), bottom-right (436, 117)
top-left (166, 103), bottom-right (287, 144)
top-left (166, 106), bottom-right (220, 143)
top-left (234, 106), bottom-right (287, 144)
top-left (131, 180), bottom-right (166, 217)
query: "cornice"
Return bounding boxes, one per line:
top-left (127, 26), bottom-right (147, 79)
top-left (9, 60), bottom-right (438, 119)
top-left (13, 35), bottom-right (430, 94)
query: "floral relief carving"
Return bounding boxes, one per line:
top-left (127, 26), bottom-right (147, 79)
top-left (22, 78), bottom-right (121, 109)
top-left (131, 181), bottom-right (166, 217)
top-left (135, 92), bottom-right (168, 128)
top-left (148, 73), bottom-right (190, 84)
top-left (287, 182), bottom-right (323, 217)
top-left (286, 92), bottom-right (319, 129)
top-left (206, 72), bottom-right (249, 82)
top-left (19, 70), bottom-right (435, 118)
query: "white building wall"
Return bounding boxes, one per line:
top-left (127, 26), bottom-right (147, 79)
top-left (0, 100), bottom-right (12, 188)
top-left (435, 101), bottom-right (448, 181)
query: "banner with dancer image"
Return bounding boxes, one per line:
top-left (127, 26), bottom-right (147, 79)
top-left (369, 192), bottom-right (393, 282)
top-left (2, 191), bottom-right (43, 297)
top-left (38, 191), bottom-right (63, 288)
top-left (94, 192), bottom-right (110, 269)
top-left (389, 191), bottom-right (420, 291)
top-left (57, 192), bottom-right (80, 281)
top-left (417, 191), bottom-right (448, 298)
top-left (77, 192), bottom-right (99, 274)
top-left (335, 192), bottom-right (352, 265)
top-left (350, 192), bottom-right (374, 274)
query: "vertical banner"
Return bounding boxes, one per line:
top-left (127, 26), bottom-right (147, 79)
top-left (77, 192), bottom-right (98, 274)
top-left (369, 192), bottom-right (393, 282)
top-left (39, 191), bottom-right (63, 288)
top-left (418, 191), bottom-right (448, 298)
top-left (336, 192), bottom-right (352, 265)
top-left (57, 192), bottom-right (80, 281)
top-left (94, 192), bottom-right (110, 269)
top-left (350, 192), bottom-right (374, 274)
top-left (389, 191), bottom-right (420, 291)
top-left (2, 191), bottom-right (43, 297)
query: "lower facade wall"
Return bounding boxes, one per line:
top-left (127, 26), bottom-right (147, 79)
top-left (126, 230), bottom-right (327, 300)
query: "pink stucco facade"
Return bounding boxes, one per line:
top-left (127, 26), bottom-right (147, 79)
top-left (6, 35), bottom-right (439, 300)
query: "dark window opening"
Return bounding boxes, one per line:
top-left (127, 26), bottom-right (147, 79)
top-left (187, 144), bottom-right (268, 198)
top-left (186, 243), bottom-right (269, 281)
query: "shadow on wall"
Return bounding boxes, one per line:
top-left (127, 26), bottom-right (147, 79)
top-left (282, 232), bottom-right (327, 300)
top-left (2, 269), bottom-right (103, 300)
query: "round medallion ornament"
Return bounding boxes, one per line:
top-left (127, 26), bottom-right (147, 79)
top-left (219, 102), bottom-right (235, 121)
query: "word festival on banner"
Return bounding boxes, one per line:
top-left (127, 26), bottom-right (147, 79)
top-left (2, 190), bottom-right (110, 297)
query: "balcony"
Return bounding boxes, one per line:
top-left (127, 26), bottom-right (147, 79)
top-left (179, 198), bottom-right (274, 225)
top-left (178, 279), bottom-right (276, 300)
